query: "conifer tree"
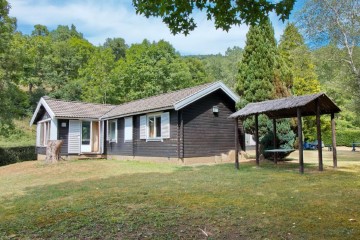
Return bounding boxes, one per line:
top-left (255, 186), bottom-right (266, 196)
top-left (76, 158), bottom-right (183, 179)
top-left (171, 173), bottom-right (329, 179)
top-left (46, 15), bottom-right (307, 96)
top-left (237, 18), bottom-right (277, 105)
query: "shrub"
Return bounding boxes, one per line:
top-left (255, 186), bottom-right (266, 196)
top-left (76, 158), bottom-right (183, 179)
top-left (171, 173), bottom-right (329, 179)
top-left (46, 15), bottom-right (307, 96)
top-left (322, 130), bottom-right (360, 147)
top-left (260, 119), bottom-right (296, 160)
top-left (0, 146), bottom-right (36, 166)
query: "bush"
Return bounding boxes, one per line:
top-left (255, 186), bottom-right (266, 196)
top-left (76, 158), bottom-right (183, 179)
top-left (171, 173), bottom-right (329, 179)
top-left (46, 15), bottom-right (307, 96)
top-left (0, 146), bottom-right (37, 166)
top-left (260, 119), bottom-right (296, 160)
top-left (322, 129), bottom-right (360, 147)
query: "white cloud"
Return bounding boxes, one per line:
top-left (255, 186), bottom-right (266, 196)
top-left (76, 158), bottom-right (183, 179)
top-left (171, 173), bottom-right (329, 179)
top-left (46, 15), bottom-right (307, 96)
top-left (8, 0), bottom-right (287, 55)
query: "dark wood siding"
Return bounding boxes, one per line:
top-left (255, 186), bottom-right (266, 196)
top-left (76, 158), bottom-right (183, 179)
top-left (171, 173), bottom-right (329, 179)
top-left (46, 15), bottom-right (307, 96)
top-left (58, 119), bottom-right (69, 155)
top-left (106, 118), bottom-right (133, 156)
top-left (182, 90), bottom-right (236, 158)
top-left (133, 110), bottom-right (178, 158)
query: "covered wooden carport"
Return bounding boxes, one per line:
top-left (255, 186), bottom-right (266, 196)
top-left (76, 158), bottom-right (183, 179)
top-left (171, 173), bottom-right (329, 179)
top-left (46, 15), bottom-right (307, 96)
top-left (230, 93), bottom-right (341, 173)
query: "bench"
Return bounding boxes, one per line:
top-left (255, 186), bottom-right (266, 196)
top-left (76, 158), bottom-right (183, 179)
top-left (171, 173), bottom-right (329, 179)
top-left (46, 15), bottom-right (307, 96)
top-left (325, 144), bottom-right (332, 151)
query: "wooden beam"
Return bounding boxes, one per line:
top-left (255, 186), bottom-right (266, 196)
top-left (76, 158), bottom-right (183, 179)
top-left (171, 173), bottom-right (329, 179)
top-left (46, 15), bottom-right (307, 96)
top-left (297, 108), bottom-right (304, 174)
top-left (331, 113), bottom-right (337, 168)
top-left (273, 118), bottom-right (277, 164)
top-left (255, 114), bottom-right (259, 166)
top-left (235, 118), bottom-right (239, 169)
top-left (316, 100), bottom-right (323, 171)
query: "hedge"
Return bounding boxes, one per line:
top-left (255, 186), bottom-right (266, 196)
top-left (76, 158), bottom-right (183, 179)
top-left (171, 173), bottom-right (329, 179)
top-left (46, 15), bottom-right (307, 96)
top-left (322, 130), bottom-right (360, 147)
top-left (0, 146), bottom-right (37, 167)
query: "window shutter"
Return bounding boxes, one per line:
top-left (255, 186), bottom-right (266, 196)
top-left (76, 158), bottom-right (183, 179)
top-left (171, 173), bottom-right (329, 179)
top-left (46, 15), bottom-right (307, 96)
top-left (140, 115), bottom-right (147, 139)
top-left (36, 124), bottom-right (41, 146)
top-left (161, 112), bottom-right (170, 138)
top-left (68, 120), bottom-right (81, 154)
top-left (124, 117), bottom-right (133, 141)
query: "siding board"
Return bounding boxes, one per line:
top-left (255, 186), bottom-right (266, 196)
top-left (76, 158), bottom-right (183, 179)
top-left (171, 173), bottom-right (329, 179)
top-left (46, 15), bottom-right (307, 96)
top-left (182, 90), bottom-right (236, 158)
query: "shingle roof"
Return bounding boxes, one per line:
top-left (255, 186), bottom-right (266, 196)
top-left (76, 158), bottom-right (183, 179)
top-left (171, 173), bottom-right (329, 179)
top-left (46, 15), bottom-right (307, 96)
top-left (102, 82), bottom-right (216, 118)
top-left (229, 92), bottom-right (340, 119)
top-left (30, 81), bottom-right (239, 125)
top-left (44, 97), bottom-right (116, 119)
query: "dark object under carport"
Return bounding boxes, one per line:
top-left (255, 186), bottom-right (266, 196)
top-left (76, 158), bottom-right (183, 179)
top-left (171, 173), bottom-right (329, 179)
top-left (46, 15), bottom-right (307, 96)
top-left (229, 93), bottom-right (341, 173)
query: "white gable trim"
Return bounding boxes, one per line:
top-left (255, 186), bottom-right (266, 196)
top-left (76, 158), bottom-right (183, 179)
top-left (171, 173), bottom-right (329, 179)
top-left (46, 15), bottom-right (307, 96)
top-left (173, 81), bottom-right (240, 111)
top-left (30, 97), bottom-right (56, 126)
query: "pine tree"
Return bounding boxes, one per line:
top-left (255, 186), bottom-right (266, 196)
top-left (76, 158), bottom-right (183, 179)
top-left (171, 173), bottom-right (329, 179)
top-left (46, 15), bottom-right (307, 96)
top-left (237, 18), bottom-right (277, 105)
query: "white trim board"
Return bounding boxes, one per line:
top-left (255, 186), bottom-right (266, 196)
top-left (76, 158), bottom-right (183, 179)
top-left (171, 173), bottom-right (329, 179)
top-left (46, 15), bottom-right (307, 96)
top-left (30, 97), bottom-right (56, 126)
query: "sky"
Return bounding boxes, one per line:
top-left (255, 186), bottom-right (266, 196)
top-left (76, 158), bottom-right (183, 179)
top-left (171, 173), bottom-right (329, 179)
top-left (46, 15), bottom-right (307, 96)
top-left (8, 0), bottom-right (304, 55)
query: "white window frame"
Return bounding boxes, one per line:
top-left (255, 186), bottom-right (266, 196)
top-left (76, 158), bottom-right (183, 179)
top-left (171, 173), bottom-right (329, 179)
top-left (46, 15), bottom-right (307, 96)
top-left (124, 117), bottom-right (133, 142)
top-left (37, 119), bottom-right (51, 147)
top-left (108, 119), bottom-right (118, 143)
top-left (146, 112), bottom-right (162, 141)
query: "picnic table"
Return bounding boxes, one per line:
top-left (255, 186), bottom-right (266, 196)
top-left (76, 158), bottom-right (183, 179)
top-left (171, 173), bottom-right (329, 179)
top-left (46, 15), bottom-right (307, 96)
top-left (265, 149), bottom-right (295, 154)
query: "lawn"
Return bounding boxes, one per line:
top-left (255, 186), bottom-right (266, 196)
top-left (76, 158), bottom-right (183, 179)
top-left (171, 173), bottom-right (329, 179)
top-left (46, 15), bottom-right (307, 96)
top-left (0, 149), bottom-right (359, 239)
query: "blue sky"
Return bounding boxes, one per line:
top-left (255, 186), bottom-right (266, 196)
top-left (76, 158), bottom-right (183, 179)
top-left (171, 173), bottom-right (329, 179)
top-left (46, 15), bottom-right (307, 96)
top-left (8, 0), bottom-right (304, 55)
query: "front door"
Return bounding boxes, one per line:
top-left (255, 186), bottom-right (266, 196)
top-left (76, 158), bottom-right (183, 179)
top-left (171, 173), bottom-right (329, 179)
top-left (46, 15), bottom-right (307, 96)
top-left (81, 121), bottom-right (91, 152)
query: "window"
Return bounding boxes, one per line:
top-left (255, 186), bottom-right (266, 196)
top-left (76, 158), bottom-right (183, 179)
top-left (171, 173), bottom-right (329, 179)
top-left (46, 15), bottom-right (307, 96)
top-left (140, 112), bottom-right (170, 140)
top-left (124, 117), bottom-right (133, 142)
top-left (37, 120), bottom-right (50, 146)
top-left (108, 120), bottom-right (117, 142)
top-left (148, 114), bottom-right (162, 138)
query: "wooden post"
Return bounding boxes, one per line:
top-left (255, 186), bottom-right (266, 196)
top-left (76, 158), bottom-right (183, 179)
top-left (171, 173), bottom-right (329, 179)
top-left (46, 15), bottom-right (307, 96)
top-left (331, 113), bottom-right (337, 168)
top-left (316, 100), bottom-right (323, 171)
top-left (235, 118), bottom-right (239, 169)
top-left (255, 114), bottom-right (259, 166)
top-left (273, 118), bottom-right (277, 164)
top-left (297, 108), bottom-right (304, 174)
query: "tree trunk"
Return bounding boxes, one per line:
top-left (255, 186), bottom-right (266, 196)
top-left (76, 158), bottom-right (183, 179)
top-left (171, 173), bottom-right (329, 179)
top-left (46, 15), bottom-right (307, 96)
top-left (45, 140), bottom-right (63, 164)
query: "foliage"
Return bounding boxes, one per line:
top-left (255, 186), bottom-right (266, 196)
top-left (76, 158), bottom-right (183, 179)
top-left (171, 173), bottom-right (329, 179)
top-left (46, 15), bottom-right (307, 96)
top-left (80, 48), bottom-right (116, 104)
top-left (0, 146), bottom-right (36, 166)
top-left (113, 39), bottom-right (206, 103)
top-left (237, 18), bottom-right (277, 103)
top-left (103, 37), bottom-right (128, 61)
top-left (133, 0), bottom-right (295, 35)
top-left (196, 46), bottom-right (243, 90)
top-left (260, 119), bottom-right (296, 159)
top-left (1, 159), bottom-right (360, 238)
top-left (296, 0), bottom-right (360, 114)
top-left (322, 129), bottom-right (360, 147)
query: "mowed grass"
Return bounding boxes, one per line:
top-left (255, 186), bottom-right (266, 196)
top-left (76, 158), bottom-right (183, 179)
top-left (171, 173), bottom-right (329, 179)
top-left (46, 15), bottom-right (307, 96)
top-left (0, 150), bottom-right (359, 239)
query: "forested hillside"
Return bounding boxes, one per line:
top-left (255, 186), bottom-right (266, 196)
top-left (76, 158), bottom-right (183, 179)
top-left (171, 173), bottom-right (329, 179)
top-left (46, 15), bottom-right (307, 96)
top-left (0, 0), bottom-right (359, 146)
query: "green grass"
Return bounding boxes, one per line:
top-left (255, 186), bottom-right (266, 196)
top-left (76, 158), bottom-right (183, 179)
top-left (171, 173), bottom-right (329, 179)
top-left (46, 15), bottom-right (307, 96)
top-left (0, 150), bottom-right (359, 239)
top-left (0, 118), bottom-right (35, 147)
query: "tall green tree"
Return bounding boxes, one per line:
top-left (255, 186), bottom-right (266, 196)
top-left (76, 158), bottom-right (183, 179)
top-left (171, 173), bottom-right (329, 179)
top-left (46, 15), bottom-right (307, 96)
top-left (103, 37), bottom-right (128, 61)
top-left (237, 18), bottom-right (277, 105)
top-left (80, 48), bottom-right (116, 104)
top-left (113, 40), bottom-right (197, 103)
top-left (0, 0), bottom-right (18, 135)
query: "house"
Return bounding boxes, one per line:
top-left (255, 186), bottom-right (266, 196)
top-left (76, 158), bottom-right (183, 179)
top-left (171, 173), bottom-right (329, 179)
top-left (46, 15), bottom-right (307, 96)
top-left (30, 81), bottom-right (242, 164)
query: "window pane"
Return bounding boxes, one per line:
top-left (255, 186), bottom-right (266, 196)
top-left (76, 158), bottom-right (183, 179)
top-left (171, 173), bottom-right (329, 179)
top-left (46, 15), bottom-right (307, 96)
top-left (110, 121), bottom-right (116, 140)
top-left (156, 116), bottom-right (161, 137)
top-left (149, 116), bottom-right (155, 138)
top-left (82, 121), bottom-right (91, 145)
top-left (40, 123), bottom-right (44, 146)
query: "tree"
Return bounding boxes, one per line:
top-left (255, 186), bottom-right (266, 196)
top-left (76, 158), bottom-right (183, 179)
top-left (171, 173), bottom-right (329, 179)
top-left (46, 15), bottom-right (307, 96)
top-left (103, 37), bottom-right (128, 61)
top-left (133, 0), bottom-right (295, 35)
top-left (113, 40), bottom-right (199, 103)
top-left (296, 0), bottom-right (360, 112)
top-left (237, 18), bottom-right (277, 104)
top-left (80, 48), bottom-right (116, 104)
top-left (0, 0), bottom-right (18, 135)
